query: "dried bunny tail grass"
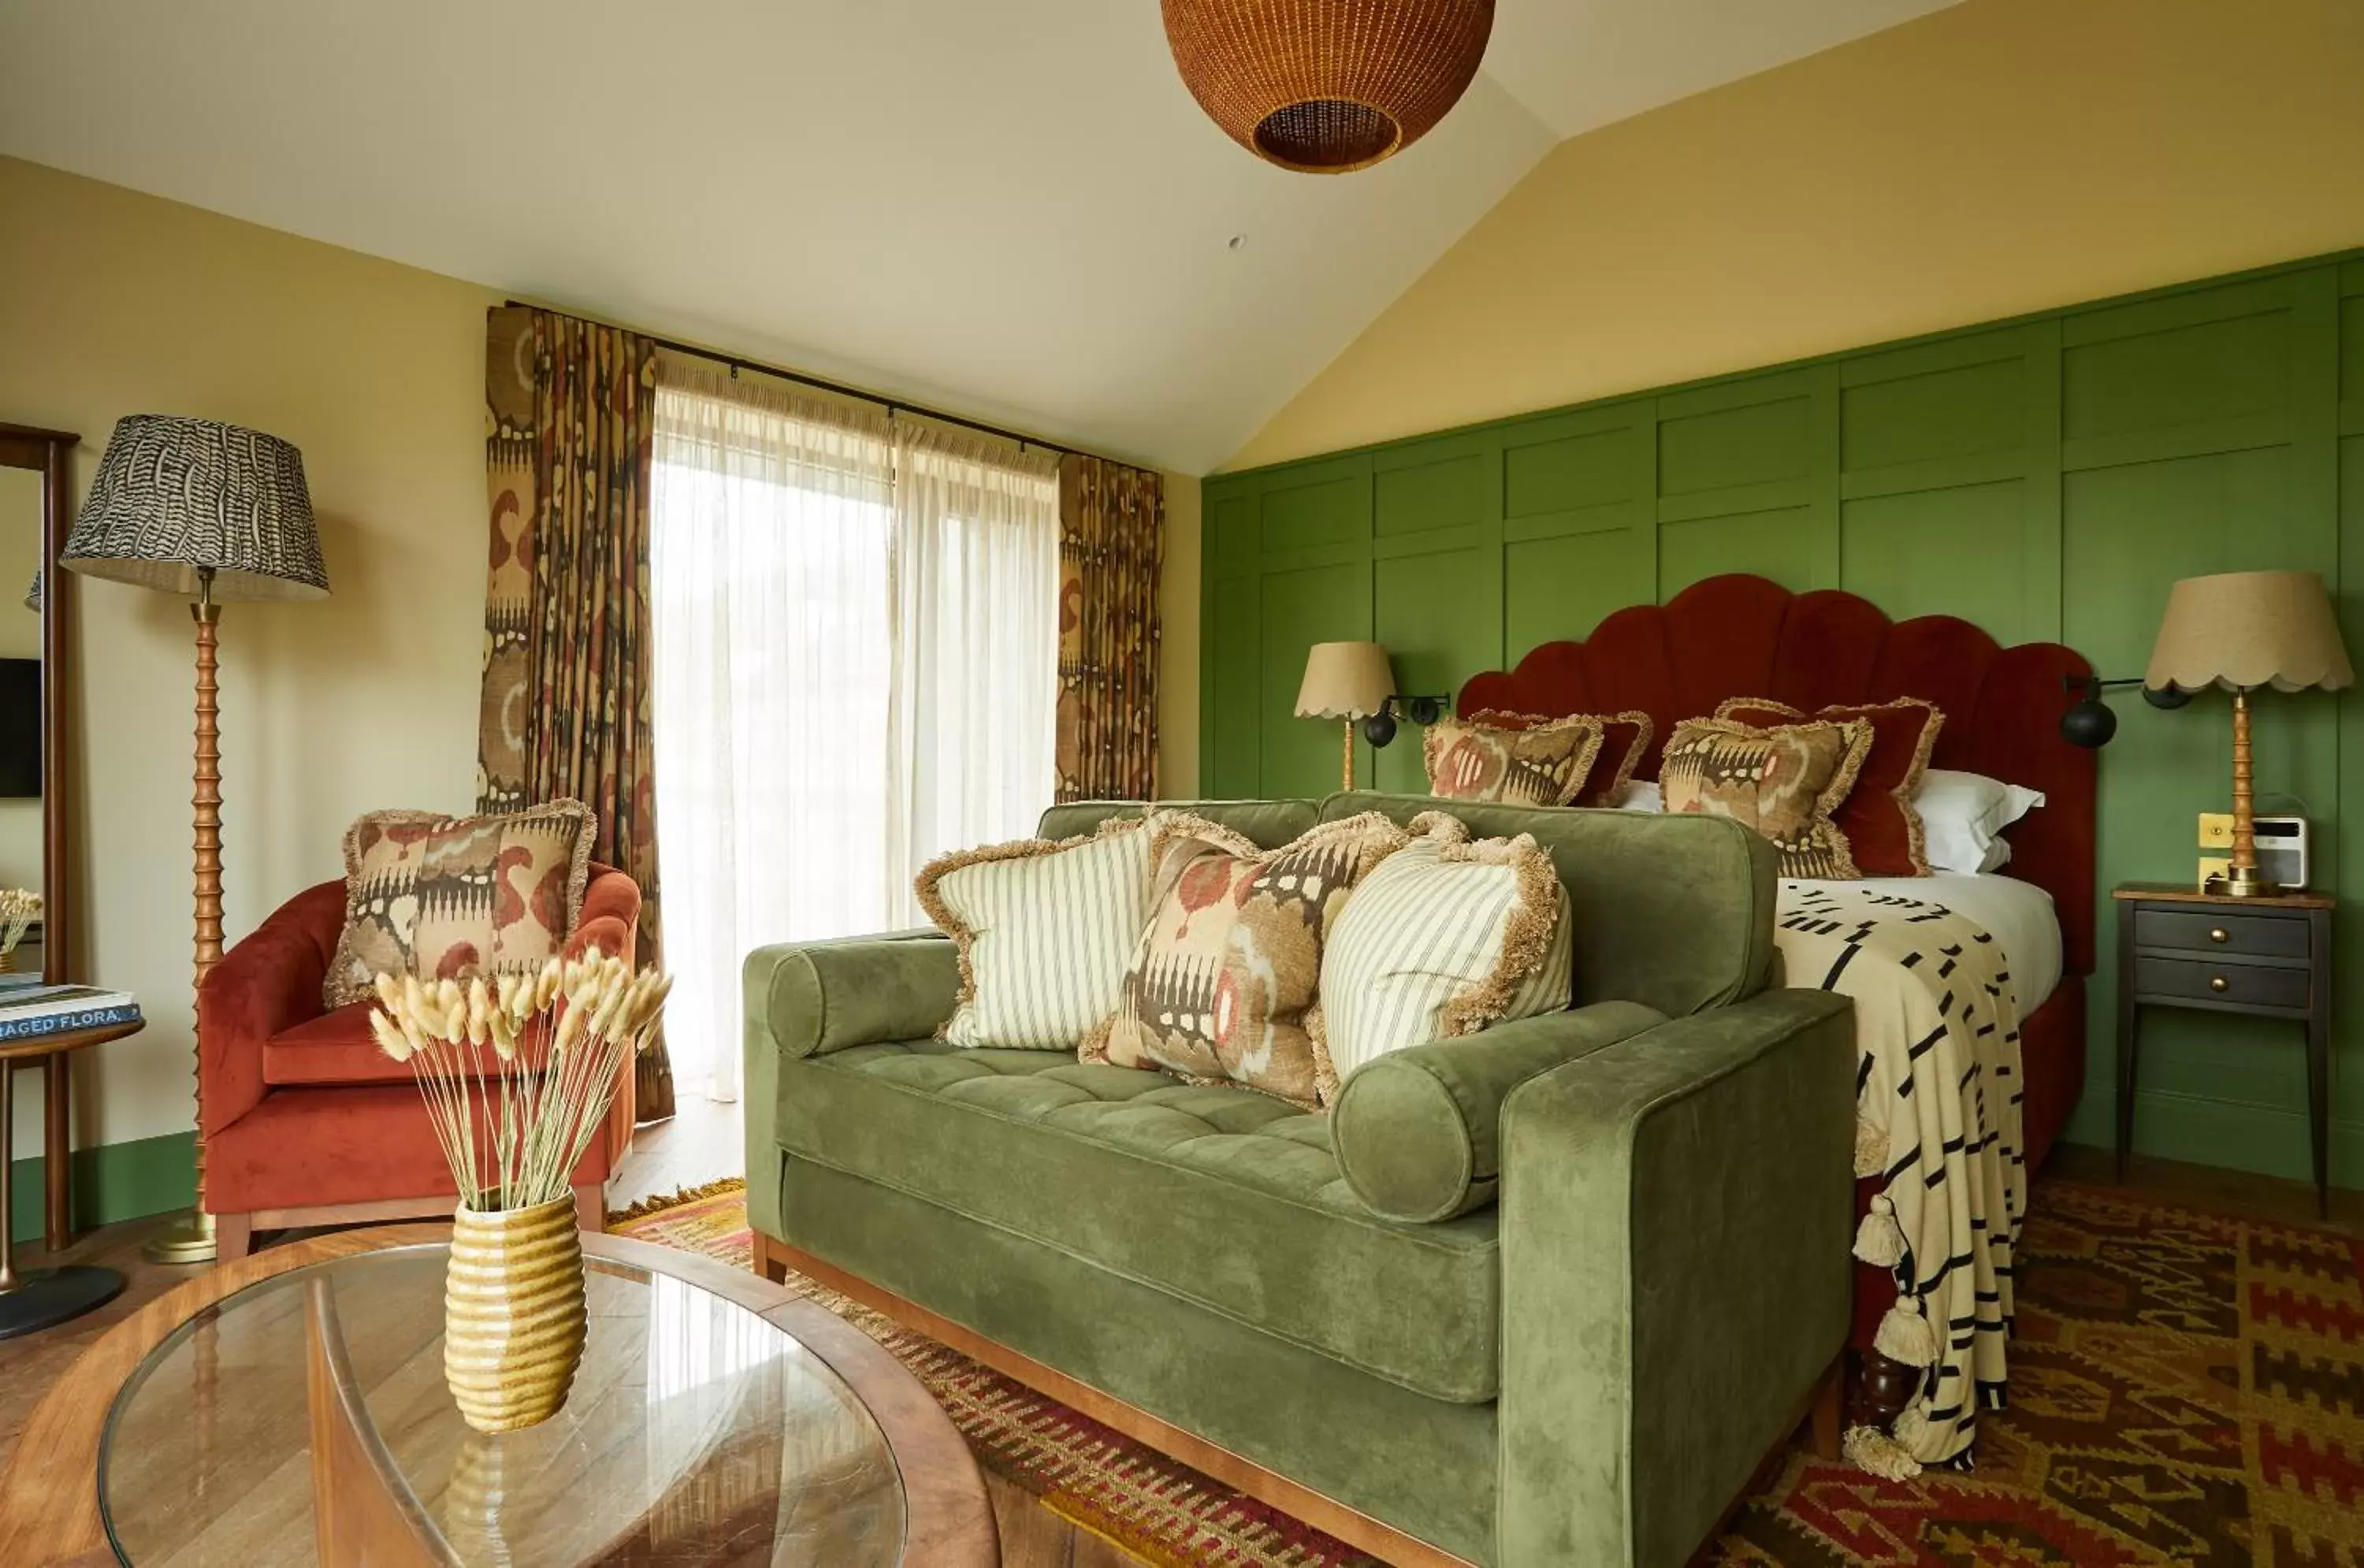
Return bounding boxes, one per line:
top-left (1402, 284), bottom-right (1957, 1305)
top-left (1434, 833), bottom-right (1567, 1039)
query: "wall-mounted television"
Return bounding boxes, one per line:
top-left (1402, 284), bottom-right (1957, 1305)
top-left (0, 659), bottom-right (40, 797)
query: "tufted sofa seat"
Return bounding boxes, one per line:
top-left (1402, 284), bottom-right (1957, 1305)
top-left (776, 1039), bottom-right (1504, 1403)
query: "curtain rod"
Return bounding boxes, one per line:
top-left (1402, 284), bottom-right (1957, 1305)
top-left (506, 300), bottom-right (1084, 460)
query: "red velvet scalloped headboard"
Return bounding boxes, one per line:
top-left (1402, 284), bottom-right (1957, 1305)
top-left (1458, 574), bottom-right (2098, 975)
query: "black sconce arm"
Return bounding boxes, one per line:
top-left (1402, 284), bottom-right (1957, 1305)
top-left (2059, 673), bottom-right (2191, 749)
top-left (1362, 694), bottom-right (1450, 749)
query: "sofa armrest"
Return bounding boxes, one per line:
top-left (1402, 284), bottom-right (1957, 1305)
top-left (1497, 989), bottom-right (1854, 1568)
top-left (742, 931), bottom-right (957, 1243)
top-left (567, 865), bottom-right (642, 965)
top-left (1332, 1001), bottom-right (1667, 1222)
top-left (197, 879), bottom-right (349, 1138)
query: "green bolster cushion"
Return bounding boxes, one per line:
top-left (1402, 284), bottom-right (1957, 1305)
top-left (1332, 1001), bottom-right (1668, 1222)
top-left (745, 932), bottom-right (959, 1061)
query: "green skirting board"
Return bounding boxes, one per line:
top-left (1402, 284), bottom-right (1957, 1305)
top-left (7, 1130), bottom-right (195, 1241)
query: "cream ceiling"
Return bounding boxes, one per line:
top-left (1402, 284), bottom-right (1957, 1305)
top-left (0, 1), bottom-right (1957, 473)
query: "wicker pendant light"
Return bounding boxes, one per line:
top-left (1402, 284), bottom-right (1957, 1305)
top-left (1163, 0), bottom-right (1496, 174)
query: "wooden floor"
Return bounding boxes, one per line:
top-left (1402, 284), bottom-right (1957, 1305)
top-left (5, 1132), bottom-right (2353, 1566)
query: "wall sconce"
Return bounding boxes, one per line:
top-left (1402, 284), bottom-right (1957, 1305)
top-left (1361, 694), bottom-right (1450, 749)
top-left (2059, 673), bottom-right (2189, 749)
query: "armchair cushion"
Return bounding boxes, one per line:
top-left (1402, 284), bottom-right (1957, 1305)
top-left (323, 800), bottom-right (595, 1006)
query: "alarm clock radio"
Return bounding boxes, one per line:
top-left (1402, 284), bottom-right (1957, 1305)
top-left (2199, 812), bottom-right (2308, 891)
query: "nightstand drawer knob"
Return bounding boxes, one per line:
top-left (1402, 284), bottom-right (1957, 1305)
top-left (2210, 927), bottom-right (2228, 943)
top-left (2210, 975), bottom-right (2230, 993)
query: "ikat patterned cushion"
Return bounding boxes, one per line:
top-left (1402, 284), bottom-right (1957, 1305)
top-left (324, 800), bottom-right (596, 1008)
top-left (1084, 812), bottom-right (1409, 1109)
top-left (1660, 715), bottom-right (1875, 879)
top-left (1716, 697), bottom-right (1945, 877)
top-left (1318, 812), bottom-right (1574, 1091)
top-left (916, 816), bottom-right (1157, 1050)
top-left (1422, 713), bottom-right (1604, 807)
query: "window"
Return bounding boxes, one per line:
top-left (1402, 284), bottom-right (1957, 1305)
top-left (649, 368), bottom-right (1057, 1100)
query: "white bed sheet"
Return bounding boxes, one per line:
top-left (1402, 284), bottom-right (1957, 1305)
top-left (1785, 871), bottom-right (2062, 1012)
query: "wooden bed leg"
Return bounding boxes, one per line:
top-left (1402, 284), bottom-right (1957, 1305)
top-left (1849, 1346), bottom-right (1918, 1435)
top-left (751, 1228), bottom-right (790, 1284)
top-left (572, 1181), bottom-right (604, 1235)
top-left (1809, 1355), bottom-right (1843, 1460)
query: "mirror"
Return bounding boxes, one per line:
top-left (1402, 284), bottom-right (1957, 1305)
top-left (0, 424), bottom-right (69, 987)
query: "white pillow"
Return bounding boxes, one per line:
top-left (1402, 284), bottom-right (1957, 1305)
top-left (916, 817), bottom-right (1154, 1049)
top-left (1914, 769), bottom-right (2045, 875)
top-left (1318, 813), bottom-right (1573, 1085)
top-left (1615, 779), bottom-right (1663, 812)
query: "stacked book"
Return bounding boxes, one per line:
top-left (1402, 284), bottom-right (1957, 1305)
top-left (0, 983), bottom-right (141, 1043)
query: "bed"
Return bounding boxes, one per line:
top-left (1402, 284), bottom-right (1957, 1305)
top-left (1455, 572), bottom-right (2094, 1468)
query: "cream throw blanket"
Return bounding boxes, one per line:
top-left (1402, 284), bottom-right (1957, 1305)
top-left (1776, 881), bottom-right (2029, 1473)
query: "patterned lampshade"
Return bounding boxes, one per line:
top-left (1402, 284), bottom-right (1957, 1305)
top-left (64, 414), bottom-right (329, 600)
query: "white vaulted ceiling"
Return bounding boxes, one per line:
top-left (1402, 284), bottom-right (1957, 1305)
top-left (0, 1), bottom-right (1957, 473)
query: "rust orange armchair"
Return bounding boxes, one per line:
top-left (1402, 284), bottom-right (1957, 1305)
top-left (197, 864), bottom-right (642, 1258)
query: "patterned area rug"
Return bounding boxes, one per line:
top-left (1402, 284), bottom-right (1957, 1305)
top-left (612, 1178), bottom-right (2364, 1567)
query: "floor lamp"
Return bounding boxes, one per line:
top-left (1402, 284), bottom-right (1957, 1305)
top-left (64, 415), bottom-right (329, 1265)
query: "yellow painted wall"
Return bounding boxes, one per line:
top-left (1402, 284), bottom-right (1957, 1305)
top-left (2, 154), bottom-right (1204, 1162)
top-left (1231, 0), bottom-right (2364, 469)
top-left (1, 154), bottom-right (501, 1153)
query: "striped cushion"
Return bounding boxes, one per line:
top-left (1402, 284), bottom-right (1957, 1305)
top-left (1318, 813), bottom-right (1574, 1085)
top-left (916, 818), bottom-right (1155, 1050)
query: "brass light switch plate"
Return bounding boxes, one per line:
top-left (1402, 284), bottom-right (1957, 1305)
top-left (2199, 855), bottom-right (2231, 886)
top-left (2199, 812), bottom-right (2234, 849)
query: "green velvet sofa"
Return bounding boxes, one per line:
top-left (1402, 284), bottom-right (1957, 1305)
top-left (742, 793), bottom-right (1857, 1567)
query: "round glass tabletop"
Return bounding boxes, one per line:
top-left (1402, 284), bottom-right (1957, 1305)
top-left (98, 1245), bottom-right (906, 1566)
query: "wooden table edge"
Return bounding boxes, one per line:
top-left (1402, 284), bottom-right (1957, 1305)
top-left (0, 1223), bottom-right (998, 1568)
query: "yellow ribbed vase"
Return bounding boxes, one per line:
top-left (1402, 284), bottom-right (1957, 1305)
top-left (444, 1195), bottom-right (587, 1434)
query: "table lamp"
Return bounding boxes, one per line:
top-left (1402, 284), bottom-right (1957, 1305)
top-left (65, 414), bottom-right (329, 1262)
top-left (2145, 569), bottom-right (2351, 897)
top-left (1295, 641), bottom-right (1393, 791)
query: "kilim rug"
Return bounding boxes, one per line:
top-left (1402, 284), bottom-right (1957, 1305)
top-left (611, 1177), bottom-right (2364, 1567)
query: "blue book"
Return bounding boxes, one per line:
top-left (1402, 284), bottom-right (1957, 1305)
top-left (0, 987), bottom-right (141, 1043)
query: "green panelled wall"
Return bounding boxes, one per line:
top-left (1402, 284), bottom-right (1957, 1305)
top-left (1202, 250), bottom-right (2364, 1188)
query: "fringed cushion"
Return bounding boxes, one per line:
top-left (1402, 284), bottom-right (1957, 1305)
top-left (916, 816), bottom-right (1155, 1050)
top-left (1466, 708), bottom-right (1652, 807)
top-left (1086, 812), bottom-right (1408, 1108)
top-left (1660, 715), bottom-right (1875, 879)
top-left (1316, 812), bottom-right (1573, 1098)
top-left (324, 800), bottom-right (594, 1008)
top-left (1421, 712), bottom-right (1604, 807)
top-left (1719, 697), bottom-right (1944, 876)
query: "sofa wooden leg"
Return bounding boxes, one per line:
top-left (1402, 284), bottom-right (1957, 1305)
top-left (751, 1228), bottom-right (790, 1284)
top-left (214, 1212), bottom-right (253, 1262)
top-left (1809, 1355), bottom-right (1843, 1460)
top-left (572, 1181), bottom-right (605, 1234)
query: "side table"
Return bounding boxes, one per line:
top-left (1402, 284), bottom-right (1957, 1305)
top-left (0, 1018), bottom-right (145, 1340)
top-left (2113, 882), bottom-right (2333, 1217)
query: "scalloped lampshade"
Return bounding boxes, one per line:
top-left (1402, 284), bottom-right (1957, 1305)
top-left (1162, 0), bottom-right (1495, 173)
top-left (2145, 570), bottom-right (2352, 695)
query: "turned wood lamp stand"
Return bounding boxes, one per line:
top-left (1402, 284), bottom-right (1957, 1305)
top-left (61, 416), bottom-right (330, 1266)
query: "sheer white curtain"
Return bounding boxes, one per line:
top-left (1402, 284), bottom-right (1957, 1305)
top-left (650, 366), bottom-right (1058, 1102)
top-left (886, 424), bottom-right (1061, 926)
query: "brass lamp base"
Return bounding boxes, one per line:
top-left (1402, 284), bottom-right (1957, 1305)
top-left (2219, 863), bottom-right (2280, 899)
top-left (143, 1209), bottom-right (217, 1265)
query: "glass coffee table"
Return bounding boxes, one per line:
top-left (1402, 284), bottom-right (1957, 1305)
top-left (0, 1226), bottom-right (997, 1566)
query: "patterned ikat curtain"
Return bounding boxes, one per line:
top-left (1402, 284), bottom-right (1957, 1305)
top-left (1055, 454), bottom-right (1164, 802)
top-left (478, 306), bottom-right (671, 1118)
